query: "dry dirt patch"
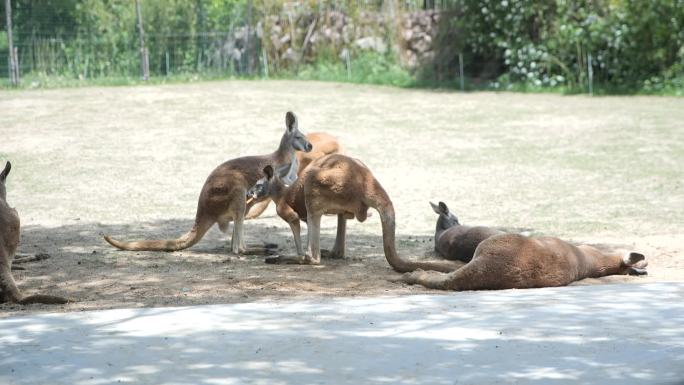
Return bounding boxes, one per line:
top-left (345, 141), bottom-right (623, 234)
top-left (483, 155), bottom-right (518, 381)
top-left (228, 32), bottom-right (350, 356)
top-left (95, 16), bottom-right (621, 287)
top-left (1, 81), bottom-right (683, 315)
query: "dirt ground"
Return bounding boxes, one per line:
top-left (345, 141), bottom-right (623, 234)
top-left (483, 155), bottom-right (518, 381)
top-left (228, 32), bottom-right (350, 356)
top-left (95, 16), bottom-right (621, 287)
top-left (1, 80), bottom-right (683, 316)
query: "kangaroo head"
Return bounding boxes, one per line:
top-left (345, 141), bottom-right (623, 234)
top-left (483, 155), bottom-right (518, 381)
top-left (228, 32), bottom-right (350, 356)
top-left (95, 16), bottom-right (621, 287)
top-left (247, 157), bottom-right (299, 202)
top-left (430, 201), bottom-right (460, 230)
top-left (284, 112), bottom-right (313, 153)
top-left (620, 251), bottom-right (648, 276)
top-left (0, 161), bottom-right (10, 202)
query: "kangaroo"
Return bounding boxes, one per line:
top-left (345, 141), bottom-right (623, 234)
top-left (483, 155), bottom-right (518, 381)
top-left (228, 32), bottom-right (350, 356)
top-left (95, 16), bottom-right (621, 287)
top-left (401, 232), bottom-right (648, 291)
top-left (0, 162), bottom-right (69, 304)
top-left (245, 132), bottom-right (343, 219)
top-left (104, 111), bottom-right (312, 254)
top-left (430, 201), bottom-right (504, 263)
top-left (247, 153), bottom-right (461, 272)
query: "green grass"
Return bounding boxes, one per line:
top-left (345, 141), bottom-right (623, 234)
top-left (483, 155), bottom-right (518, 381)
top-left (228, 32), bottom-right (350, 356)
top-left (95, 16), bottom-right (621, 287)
top-left (0, 71), bottom-right (256, 90)
top-left (2, 52), bottom-right (682, 96)
top-left (288, 52), bottom-right (414, 87)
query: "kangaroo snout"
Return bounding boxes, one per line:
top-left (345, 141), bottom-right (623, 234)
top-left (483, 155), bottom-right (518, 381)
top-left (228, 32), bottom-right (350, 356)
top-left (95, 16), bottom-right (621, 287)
top-left (305, 142), bottom-right (313, 152)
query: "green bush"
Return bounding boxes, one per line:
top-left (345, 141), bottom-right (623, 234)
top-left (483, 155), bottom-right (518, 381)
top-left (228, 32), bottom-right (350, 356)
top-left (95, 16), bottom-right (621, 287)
top-left (429, 0), bottom-right (684, 92)
top-left (2, 0), bottom-right (682, 94)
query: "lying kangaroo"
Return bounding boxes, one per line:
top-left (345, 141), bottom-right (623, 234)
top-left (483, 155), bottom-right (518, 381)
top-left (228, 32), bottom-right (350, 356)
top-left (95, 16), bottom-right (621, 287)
top-left (0, 162), bottom-right (69, 304)
top-left (430, 201), bottom-right (504, 263)
top-left (247, 153), bottom-right (461, 272)
top-left (104, 111), bottom-right (312, 254)
top-left (402, 232), bottom-right (648, 291)
top-left (245, 132), bottom-right (343, 219)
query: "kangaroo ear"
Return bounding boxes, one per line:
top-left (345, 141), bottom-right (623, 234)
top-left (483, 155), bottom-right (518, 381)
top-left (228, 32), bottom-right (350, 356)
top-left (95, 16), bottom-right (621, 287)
top-left (285, 111), bottom-right (298, 132)
top-left (430, 201), bottom-right (441, 214)
top-left (263, 165), bottom-right (274, 180)
top-left (438, 201), bottom-right (449, 214)
top-left (0, 161), bottom-right (11, 182)
top-left (623, 252), bottom-right (645, 266)
top-left (627, 266), bottom-right (648, 276)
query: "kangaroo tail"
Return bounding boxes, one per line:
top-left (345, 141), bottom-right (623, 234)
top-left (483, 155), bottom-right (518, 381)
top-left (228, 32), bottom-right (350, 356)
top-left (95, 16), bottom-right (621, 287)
top-left (104, 218), bottom-right (213, 252)
top-left (373, 186), bottom-right (461, 274)
top-left (18, 294), bottom-right (70, 305)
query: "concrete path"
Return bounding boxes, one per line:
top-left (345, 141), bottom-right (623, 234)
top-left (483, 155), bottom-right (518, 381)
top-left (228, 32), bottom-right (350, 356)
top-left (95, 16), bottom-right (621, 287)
top-left (2, 282), bottom-right (684, 385)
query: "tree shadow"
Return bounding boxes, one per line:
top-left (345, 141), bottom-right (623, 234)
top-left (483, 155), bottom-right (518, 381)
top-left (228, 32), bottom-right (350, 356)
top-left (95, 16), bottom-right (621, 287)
top-left (1, 282), bottom-right (683, 384)
top-left (1, 216), bottom-right (454, 314)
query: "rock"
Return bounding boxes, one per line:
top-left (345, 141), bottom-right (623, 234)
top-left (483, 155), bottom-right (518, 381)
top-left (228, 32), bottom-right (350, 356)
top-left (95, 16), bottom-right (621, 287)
top-left (282, 47), bottom-right (297, 62)
top-left (354, 36), bottom-right (387, 53)
top-left (403, 29), bottom-right (413, 42)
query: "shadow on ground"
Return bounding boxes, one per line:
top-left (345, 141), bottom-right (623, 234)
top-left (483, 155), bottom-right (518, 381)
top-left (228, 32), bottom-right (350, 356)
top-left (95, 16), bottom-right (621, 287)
top-left (1, 283), bottom-right (683, 384)
top-left (2, 216), bottom-right (452, 314)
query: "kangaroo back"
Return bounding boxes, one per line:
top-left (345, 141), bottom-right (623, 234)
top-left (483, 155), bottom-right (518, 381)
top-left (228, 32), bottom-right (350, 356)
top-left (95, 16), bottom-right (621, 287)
top-left (404, 233), bottom-right (647, 291)
top-left (440, 225), bottom-right (504, 262)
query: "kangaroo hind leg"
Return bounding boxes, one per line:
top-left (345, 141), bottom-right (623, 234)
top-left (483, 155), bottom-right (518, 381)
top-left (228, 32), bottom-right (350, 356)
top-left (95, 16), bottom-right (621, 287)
top-left (321, 214), bottom-right (346, 259)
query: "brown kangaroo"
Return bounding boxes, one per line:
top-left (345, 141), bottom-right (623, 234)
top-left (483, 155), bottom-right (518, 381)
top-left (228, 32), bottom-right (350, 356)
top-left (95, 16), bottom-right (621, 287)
top-left (0, 162), bottom-right (69, 304)
top-left (104, 112), bottom-right (312, 254)
top-left (247, 153), bottom-right (461, 272)
top-left (430, 201), bottom-right (504, 263)
top-left (245, 132), bottom-right (343, 219)
top-left (402, 232), bottom-right (648, 291)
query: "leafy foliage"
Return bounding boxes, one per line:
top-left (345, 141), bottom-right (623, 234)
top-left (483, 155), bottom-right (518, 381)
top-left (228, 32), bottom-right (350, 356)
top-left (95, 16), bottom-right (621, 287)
top-left (430, 0), bottom-right (684, 92)
top-left (1, 0), bottom-right (682, 94)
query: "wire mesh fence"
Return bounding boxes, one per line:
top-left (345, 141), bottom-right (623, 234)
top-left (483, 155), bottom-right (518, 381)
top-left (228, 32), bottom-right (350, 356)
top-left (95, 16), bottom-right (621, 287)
top-left (2, 1), bottom-right (683, 93)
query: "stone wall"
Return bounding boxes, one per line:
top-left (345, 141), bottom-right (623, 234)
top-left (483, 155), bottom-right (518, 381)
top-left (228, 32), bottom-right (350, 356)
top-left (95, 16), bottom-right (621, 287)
top-left (206, 9), bottom-right (441, 73)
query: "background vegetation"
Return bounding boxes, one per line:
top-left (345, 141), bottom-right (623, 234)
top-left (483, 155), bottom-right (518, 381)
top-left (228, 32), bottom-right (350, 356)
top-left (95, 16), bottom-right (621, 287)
top-left (1, 0), bottom-right (683, 94)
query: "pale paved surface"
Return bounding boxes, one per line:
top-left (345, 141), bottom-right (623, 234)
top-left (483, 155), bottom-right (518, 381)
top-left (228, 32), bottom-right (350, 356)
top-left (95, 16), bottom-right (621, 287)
top-left (2, 282), bottom-right (684, 385)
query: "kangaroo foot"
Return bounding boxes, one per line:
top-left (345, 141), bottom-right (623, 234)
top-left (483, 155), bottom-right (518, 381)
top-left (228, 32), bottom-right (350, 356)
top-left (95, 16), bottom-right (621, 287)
top-left (13, 253), bottom-right (51, 264)
top-left (321, 249), bottom-right (344, 259)
top-left (242, 247), bottom-right (278, 256)
top-left (401, 269), bottom-right (449, 290)
top-left (264, 255), bottom-right (319, 265)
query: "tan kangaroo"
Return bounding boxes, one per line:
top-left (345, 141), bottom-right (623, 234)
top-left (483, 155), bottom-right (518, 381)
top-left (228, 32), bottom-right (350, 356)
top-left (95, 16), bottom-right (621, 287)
top-left (402, 232), bottom-right (648, 291)
top-left (104, 112), bottom-right (312, 254)
top-left (430, 201), bottom-right (504, 263)
top-left (247, 153), bottom-right (461, 272)
top-left (0, 162), bottom-right (69, 304)
top-left (245, 132), bottom-right (343, 219)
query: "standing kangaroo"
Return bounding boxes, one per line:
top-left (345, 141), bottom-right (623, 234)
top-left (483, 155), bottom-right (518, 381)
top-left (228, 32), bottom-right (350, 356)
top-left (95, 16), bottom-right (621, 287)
top-left (0, 162), bottom-right (69, 304)
top-left (104, 112), bottom-right (312, 254)
top-left (430, 201), bottom-right (504, 263)
top-left (402, 232), bottom-right (648, 291)
top-left (247, 153), bottom-right (461, 272)
top-left (245, 132), bottom-right (343, 219)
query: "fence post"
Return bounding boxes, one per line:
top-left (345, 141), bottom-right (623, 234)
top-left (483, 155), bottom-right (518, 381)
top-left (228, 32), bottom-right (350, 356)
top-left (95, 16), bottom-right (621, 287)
top-left (262, 46), bottom-right (269, 79)
top-left (4, 0), bottom-right (19, 86)
top-left (135, 0), bottom-right (150, 80)
top-left (458, 53), bottom-right (464, 91)
top-left (345, 50), bottom-right (352, 81)
top-left (245, 0), bottom-right (254, 75)
top-left (587, 53), bottom-right (593, 95)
